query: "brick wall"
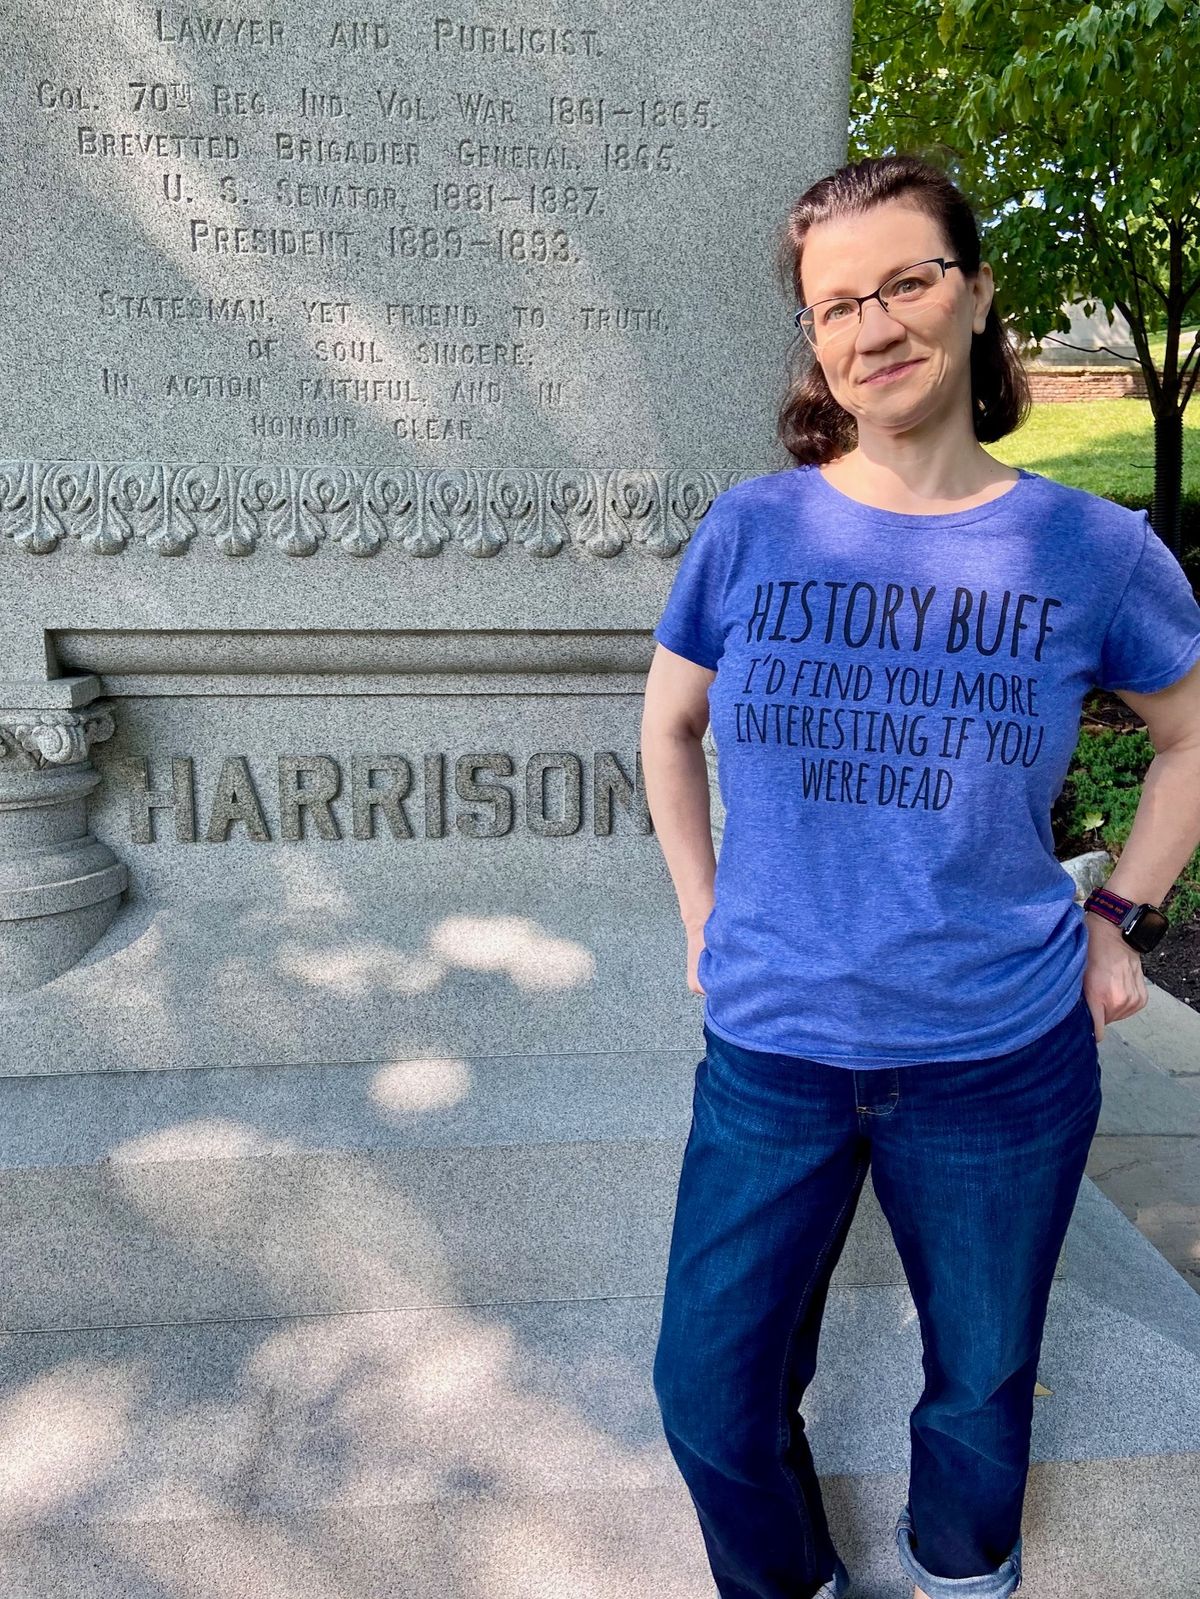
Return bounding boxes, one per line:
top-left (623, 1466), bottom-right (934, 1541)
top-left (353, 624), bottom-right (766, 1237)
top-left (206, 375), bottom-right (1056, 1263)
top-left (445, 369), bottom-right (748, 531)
top-left (1024, 364), bottom-right (1148, 401)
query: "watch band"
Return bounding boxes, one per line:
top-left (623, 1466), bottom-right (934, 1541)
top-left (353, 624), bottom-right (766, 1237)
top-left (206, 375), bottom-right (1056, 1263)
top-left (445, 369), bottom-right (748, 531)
top-left (1082, 887), bottom-right (1170, 953)
top-left (1083, 886), bottom-right (1137, 929)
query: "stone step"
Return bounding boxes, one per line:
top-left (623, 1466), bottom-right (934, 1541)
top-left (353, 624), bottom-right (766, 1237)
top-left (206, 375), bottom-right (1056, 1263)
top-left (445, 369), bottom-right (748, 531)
top-left (0, 891), bottom-right (702, 1076)
top-left (0, 1228), bottom-right (1194, 1515)
top-left (3, 1458), bottom-right (1196, 1599)
top-left (0, 1054), bottom-right (921, 1333)
top-left (4, 912), bottom-right (1198, 1596)
top-left (0, 1189), bottom-right (1195, 1595)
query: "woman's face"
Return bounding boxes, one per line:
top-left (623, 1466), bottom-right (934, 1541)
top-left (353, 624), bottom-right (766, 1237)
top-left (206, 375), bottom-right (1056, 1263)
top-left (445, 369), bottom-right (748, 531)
top-left (799, 199), bottom-right (994, 440)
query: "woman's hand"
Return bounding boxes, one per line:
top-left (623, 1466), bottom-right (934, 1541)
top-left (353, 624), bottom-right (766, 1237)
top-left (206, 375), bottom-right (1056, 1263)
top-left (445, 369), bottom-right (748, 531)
top-left (1083, 916), bottom-right (1149, 1041)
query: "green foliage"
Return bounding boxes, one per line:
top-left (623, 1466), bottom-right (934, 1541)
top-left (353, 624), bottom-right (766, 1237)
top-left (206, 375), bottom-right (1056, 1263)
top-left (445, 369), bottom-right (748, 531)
top-left (1066, 726), bottom-right (1156, 848)
top-left (849, 2), bottom-right (1200, 385)
top-left (1066, 725), bottom-right (1200, 920)
top-left (844, 6), bottom-right (1200, 920)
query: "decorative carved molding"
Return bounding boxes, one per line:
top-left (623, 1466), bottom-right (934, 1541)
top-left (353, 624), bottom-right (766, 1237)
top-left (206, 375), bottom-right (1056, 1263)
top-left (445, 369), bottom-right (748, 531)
top-left (0, 460), bottom-right (757, 559)
top-left (0, 704), bottom-right (117, 768)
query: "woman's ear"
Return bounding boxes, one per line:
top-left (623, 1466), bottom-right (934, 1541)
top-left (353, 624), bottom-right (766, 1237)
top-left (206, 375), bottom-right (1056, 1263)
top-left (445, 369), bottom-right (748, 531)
top-left (973, 261), bottom-right (995, 333)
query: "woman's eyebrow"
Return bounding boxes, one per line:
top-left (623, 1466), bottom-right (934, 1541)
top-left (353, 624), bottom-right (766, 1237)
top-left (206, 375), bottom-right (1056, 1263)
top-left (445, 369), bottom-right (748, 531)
top-left (811, 259), bottom-right (923, 298)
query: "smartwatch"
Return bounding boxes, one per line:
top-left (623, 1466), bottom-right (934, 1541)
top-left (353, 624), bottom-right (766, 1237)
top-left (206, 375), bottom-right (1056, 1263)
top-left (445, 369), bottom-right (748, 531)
top-left (1082, 886), bottom-right (1169, 953)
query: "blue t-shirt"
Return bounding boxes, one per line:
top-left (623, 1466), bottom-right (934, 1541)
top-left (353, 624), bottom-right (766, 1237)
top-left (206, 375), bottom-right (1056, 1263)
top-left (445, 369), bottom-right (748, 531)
top-left (652, 463), bottom-right (1200, 1068)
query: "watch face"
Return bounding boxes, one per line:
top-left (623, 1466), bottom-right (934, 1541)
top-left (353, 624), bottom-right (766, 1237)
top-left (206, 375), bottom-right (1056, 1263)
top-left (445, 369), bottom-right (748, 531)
top-left (1126, 906), bottom-right (1169, 953)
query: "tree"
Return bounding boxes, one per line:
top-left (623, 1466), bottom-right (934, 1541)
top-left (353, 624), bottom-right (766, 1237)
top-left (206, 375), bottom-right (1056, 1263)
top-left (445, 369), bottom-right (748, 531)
top-left (849, 0), bottom-right (1199, 553)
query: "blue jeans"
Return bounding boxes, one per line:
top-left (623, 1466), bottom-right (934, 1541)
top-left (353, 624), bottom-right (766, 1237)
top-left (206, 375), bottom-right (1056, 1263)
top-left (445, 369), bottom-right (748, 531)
top-left (652, 988), bottom-right (1102, 1599)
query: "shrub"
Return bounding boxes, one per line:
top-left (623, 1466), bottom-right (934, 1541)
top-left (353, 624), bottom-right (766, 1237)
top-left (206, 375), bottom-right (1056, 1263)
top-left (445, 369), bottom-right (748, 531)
top-left (1063, 725), bottom-right (1200, 925)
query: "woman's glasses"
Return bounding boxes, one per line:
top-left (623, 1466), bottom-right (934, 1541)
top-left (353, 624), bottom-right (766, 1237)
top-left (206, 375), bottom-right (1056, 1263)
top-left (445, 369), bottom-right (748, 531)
top-left (794, 258), bottom-right (964, 352)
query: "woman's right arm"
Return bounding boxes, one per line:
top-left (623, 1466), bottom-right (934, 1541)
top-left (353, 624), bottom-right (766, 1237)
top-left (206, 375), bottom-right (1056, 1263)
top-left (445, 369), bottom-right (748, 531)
top-left (640, 642), bottom-right (719, 995)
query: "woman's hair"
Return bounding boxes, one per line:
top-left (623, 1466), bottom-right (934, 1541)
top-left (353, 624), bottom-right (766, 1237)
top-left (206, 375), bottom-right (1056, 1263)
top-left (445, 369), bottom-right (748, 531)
top-left (775, 152), bottom-right (1031, 464)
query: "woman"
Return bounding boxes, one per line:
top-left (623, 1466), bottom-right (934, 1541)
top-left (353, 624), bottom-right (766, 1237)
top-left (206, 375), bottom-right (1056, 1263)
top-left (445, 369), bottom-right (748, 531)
top-left (641, 153), bottom-right (1200, 1599)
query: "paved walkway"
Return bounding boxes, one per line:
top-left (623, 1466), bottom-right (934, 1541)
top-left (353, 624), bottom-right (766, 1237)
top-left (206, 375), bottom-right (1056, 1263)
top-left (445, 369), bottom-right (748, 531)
top-left (1086, 979), bottom-right (1200, 1295)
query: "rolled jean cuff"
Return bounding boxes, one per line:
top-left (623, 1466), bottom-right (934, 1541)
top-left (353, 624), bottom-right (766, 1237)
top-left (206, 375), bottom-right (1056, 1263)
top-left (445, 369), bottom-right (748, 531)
top-left (895, 1505), bottom-right (1022, 1599)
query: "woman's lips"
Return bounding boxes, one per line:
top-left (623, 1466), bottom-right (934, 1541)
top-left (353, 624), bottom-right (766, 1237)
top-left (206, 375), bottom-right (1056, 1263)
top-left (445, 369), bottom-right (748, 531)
top-left (862, 358), bottom-right (924, 385)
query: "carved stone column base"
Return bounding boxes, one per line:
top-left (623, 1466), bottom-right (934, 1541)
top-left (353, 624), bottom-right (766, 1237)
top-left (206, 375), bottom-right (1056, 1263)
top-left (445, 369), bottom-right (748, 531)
top-left (0, 678), bottom-right (128, 996)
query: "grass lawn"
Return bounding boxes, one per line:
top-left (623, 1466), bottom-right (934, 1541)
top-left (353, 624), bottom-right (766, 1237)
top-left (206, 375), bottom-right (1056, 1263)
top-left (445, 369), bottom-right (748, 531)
top-left (988, 397), bottom-right (1200, 509)
top-left (1145, 324), bottom-right (1200, 371)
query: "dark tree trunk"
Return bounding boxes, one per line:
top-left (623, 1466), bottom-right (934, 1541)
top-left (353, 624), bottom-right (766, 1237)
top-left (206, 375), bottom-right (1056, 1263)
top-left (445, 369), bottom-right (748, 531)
top-left (1152, 406), bottom-right (1185, 557)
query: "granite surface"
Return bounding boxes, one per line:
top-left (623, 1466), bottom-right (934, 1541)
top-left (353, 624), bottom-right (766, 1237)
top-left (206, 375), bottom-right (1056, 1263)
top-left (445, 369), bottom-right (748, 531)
top-left (2, 1), bottom-right (842, 468)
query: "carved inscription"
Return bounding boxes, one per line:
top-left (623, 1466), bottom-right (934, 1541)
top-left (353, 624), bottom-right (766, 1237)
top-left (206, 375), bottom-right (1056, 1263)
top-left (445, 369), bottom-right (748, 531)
top-left (115, 751), bottom-right (652, 840)
top-left (155, 11), bottom-right (286, 46)
top-left (17, 6), bottom-right (726, 460)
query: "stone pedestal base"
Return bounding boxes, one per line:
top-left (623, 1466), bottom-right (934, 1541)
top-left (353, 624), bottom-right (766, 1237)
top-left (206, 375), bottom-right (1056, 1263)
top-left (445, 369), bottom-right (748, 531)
top-left (0, 675), bottom-right (127, 995)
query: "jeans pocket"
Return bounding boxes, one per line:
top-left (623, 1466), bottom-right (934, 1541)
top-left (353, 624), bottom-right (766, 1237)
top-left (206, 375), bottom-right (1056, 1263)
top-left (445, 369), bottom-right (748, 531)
top-left (1074, 989), bottom-right (1096, 1040)
top-left (1077, 990), bottom-right (1102, 1088)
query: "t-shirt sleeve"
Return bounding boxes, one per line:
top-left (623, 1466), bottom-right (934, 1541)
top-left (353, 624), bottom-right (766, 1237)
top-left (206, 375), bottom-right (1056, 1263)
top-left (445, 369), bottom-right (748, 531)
top-left (651, 500), bottom-right (733, 670)
top-left (1096, 512), bottom-right (1200, 693)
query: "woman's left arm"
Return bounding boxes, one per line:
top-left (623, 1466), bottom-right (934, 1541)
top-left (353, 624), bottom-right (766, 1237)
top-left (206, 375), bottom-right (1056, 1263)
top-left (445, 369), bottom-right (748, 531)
top-left (1084, 657), bottom-right (1200, 1039)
